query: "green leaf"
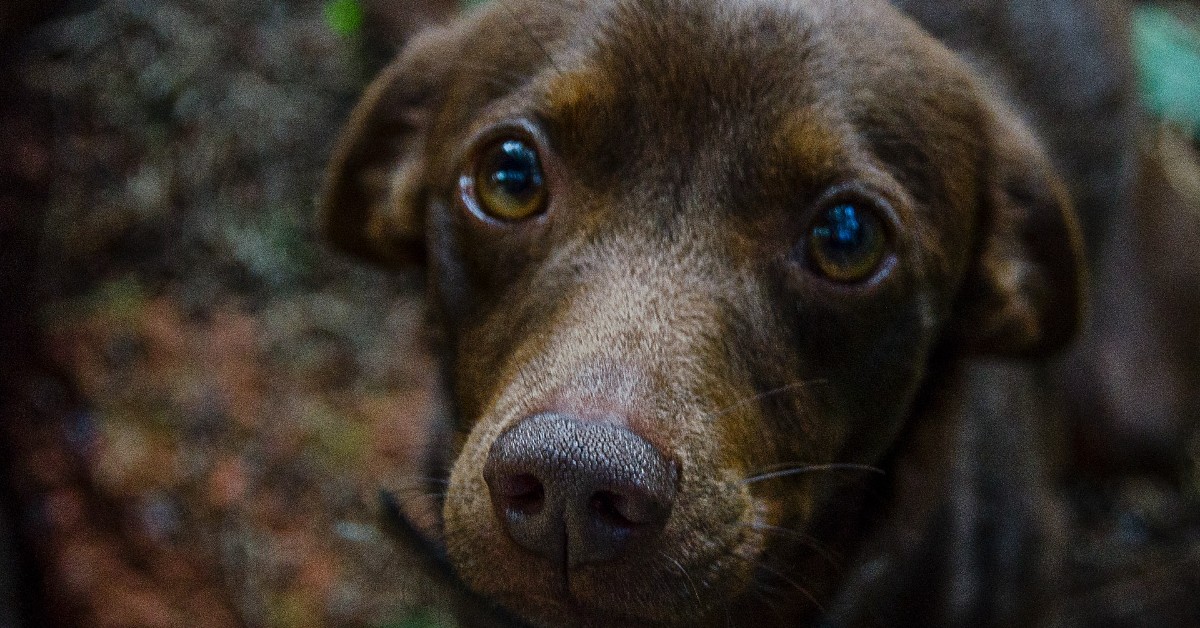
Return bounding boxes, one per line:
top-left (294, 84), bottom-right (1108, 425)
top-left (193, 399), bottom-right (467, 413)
top-left (325, 0), bottom-right (365, 37)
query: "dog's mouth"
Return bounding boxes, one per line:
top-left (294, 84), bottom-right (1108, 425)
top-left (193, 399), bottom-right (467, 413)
top-left (482, 586), bottom-right (703, 628)
top-left (381, 477), bottom-right (852, 628)
top-left (378, 489), bottom-right (453, 577)
top-left (379, 464), bottom-right (789, 627)
top-left (380, 470), bottom-right (767, 625)
top-left (488, 533), bottom-right (763, 626)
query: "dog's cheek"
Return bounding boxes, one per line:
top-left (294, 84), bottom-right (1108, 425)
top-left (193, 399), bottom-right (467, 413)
top-left (426, 202), bottom-right (521, 335)
top-left (787, 287), bottom-right (940, 461)
top-left (425, 202), bottom-right (473, 328)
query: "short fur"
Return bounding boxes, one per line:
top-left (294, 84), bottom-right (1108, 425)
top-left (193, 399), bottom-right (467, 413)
top-left (319, 0), bottom-right (1122, 625)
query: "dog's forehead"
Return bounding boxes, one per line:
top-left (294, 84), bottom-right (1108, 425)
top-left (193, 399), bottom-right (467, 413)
top-left (498, 0), bottom-right (974, 189)
top-left (451, 0), bottom-right (983, 230)
top-left (537, 0), bottom-right (831, 143)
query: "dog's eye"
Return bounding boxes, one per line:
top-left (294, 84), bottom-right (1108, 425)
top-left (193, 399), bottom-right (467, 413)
top-left (808, 203), bottom-right (888, 282)
top-left (474, 138), bottom-right (547, 221)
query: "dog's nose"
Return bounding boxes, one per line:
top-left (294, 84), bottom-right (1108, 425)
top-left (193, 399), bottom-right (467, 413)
top-left (484, 413), bottom-right (677, 568)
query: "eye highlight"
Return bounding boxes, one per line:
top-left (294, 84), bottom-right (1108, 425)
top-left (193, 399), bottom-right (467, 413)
top-left (808, 203), bottom-right (888, 283)
top-left (473, 138), bottom-right (548, 221)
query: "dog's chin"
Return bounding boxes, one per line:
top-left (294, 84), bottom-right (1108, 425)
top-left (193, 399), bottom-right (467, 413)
top-left (382, 491), bottom-right (710, 627)
top-left (438, 495), bottom-right (768, 628)
top-left (485, 592), bottom-right (696, 628)
top-left (448, 540), bottom-right (763, 628)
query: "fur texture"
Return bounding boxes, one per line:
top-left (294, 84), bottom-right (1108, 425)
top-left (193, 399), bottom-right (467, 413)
top-left (319, 0), bottom-right (1121, 625)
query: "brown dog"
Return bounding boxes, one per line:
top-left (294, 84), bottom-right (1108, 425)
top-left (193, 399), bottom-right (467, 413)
top-left (319, 0), bottom-right (1114, 625)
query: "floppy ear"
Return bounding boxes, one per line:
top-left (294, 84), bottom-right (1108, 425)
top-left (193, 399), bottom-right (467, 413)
top-left (319, 29), bottom-right (454, 266)
top-left (950, 104), bottom-right (1087, 357)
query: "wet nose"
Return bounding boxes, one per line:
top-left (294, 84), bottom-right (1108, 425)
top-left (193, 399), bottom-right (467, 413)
top-left (483, 413), bottom-right (677, 568)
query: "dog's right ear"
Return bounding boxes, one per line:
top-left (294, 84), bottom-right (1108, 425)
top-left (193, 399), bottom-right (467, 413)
top-left (319, 29), bottom-right (455, 266)
top-left (948, 102), bottom-right (1087, 358)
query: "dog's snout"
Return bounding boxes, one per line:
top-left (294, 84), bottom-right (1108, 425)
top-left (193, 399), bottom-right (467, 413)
top-left (483, 413), bottom-right (677, 568)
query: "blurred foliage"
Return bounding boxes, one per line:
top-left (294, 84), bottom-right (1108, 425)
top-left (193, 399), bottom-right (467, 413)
top-left (1134, 5), bottom-right (1200, 130)
top-left (376, 608), bottom-right (457, 628)
top-left (324, 0), bottom-right (365, 36)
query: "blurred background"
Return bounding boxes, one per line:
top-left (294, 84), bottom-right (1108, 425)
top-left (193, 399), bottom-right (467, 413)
top-left (0, 0), bottom-right (1197, 626)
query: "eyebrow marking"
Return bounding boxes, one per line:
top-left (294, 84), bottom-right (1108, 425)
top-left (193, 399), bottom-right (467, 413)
top-left (774, 109), bottom-right (849, 183)
top-left (541, 65), bottom-right (618, 121)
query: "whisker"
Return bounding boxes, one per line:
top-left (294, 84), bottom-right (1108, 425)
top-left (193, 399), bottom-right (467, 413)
top-left (746, 583), bottom-right (788, 625)
top-left (722, 549), bottom-right (790, 623)
top-left (754, 561), bottom-right (826, 614)
top-left (496, 0), bottom-right (565, 77)
top-left (712, 379), bottom-right (829, 419)
top-left (659, 551), bottom-right (704, 610)
top-left (747, 522), bottom-right (841, 568)
top-left (742, 463), bottom-right (884, 485)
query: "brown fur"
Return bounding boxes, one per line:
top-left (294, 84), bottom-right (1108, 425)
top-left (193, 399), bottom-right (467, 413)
top-left (321, 0), bottom-right (1091, 625)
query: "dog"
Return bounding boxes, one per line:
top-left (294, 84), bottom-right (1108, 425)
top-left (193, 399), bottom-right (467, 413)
top-left (318, 0), bottom-right (1142, 625)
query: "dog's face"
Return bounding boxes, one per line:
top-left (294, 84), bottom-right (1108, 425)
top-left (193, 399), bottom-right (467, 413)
top-left (322, 0), bottom-right (1082, 625)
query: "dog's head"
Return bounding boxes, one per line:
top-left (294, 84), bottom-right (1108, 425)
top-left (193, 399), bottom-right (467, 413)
top-left (321, 0), bottom-right (1083, 625)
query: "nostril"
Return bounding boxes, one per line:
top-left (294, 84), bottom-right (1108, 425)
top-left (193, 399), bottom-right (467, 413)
top-left (495, 473), bottom-right (545, 516)
top-left (589, 488), bottom-right (671, 528)
top-left (589, 491), bottom-right (634, 527)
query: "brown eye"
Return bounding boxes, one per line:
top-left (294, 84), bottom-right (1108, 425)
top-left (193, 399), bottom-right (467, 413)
top-left (473, 138), bottom-right (547, 221)
top-left (808, 203), bottom-right (888, 283)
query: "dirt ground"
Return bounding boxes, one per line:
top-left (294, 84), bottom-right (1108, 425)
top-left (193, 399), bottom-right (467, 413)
top-left (0, 0), bottom-right (1198, 626)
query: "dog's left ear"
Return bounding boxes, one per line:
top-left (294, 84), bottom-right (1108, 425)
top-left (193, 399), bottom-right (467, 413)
top-left (950, 104), bottom-right (1086, 357)
top-left (319, 27), bottom-right (456, 267)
